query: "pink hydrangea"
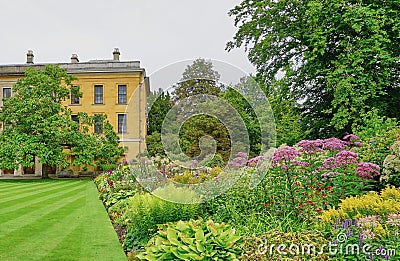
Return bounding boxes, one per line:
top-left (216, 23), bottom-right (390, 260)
top-left (355, 162), bottom-right (380, 179)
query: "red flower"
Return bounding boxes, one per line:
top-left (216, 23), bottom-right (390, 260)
top-left (298, 210), bottom-right (303, 213)
top-left (315, 208), bottom-right (323, 213)
top-left (264, 203), bottom-right (269, 207)
top-left (326, 186), bottom-right (333, 190)
top-left (322, 193), bottom-right (327, 197)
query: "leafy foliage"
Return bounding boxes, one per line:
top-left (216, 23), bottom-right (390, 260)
top-left (124, 186), bottom-right (200, 251)
top-left (147, 89), bottom-right (171, 135)
top-left (241, 229), bottom-right (330, 260)
top-left (353, 108), bottom-right (400, 168)
top-left (319, 186), bottom-right (400, 224)
top-left (382, 141), bottom-right (400, 187)
top-left (136, 218), bottom-right (242, 261)
top-left (228, 0), bottom-right (400, 137)
top-left (0, 65), bottom-right (123, 171)
top-left (172, 58), bottom-right (222, 102)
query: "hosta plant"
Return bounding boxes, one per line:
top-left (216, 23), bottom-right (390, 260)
top-left (136, 218), bottom-right (242, 261)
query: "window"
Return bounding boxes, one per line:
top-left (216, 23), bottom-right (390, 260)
top-left (94, 114), bottom-right (103, 133)
top-left (71, 86), bottom-right (80, 104)
top-left (3, 88), bottom-right (11, 99)
top-left (118, 85), bottom-right (127, 104)
top-left (118, 114), bottom-right (127, 133)
top-left (94, 85), bottom-right (103, 104)
top-left (71, 115), bottom-right (79, 123)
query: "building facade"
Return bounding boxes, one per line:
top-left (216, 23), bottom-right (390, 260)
top-left (0, 49), bottom-right (149, 176)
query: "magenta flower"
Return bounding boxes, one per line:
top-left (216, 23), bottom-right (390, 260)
top-left (320, 157), bottom-right (338, 170)
top-left (322, 137), bottom-right (347, 151)
top-left (227, 152), bottom-right (248, 168)
top-left (271, 146), bottom-right (300, 165)
top-left (292, 160), bottom-right (310, 167)
top-left (297, 139), bottom-right (324, 154)
top-left (335, 150), bottom-right (359, 165)
top-left (343, 134), bottom-right (361, 142)
top-left (356, 162), bottom-right (380, 179)
top-left (247, 156), bottom-right (265, 167)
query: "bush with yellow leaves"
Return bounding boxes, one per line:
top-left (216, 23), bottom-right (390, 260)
top-left (319, 186), bottom-right (400, 224)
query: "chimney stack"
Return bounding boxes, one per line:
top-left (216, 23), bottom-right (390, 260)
top-left (71, 54), bottom-right (79, 63)
top-left (26, 50), bottom-right (34, 64)
top-left (113, 48), bottom-right (120, 61)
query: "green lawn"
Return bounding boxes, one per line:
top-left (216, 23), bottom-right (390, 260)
top-left (0, 179), bottom-right (126, 261)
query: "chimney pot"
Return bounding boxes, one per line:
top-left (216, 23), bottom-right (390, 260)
top-left (113, 48), bottom-right (120, 61)
top-left (26, 50), bottom-right (34, 64)
top-left (71, 54), bottom-right (79, 63)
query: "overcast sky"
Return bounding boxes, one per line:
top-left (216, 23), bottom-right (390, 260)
top-left (0, 0), bottom-right (255, 79)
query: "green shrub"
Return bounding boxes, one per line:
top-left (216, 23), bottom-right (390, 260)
top-left (241, 229), bottom-right (331, 260)
top-left (136, 218), bottom-right (242, 261)
top-left (124, 185), bottom-right (200, 251)
top-left (352, 108), bottom-right (400, 167)
top-left (319, 186), bottom-right (400, 224)
top-left (382, 140), bottom-right (400, 187)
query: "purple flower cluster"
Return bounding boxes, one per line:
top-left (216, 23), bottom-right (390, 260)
top-left (297, 136), bottom-right (351, 154)
top-left (343, 134), bottom-right (361, 142)
top-left (321, 171), bottom-right (339, 180)
top-left (343, 134), bottom-right (362, 147)
top-left (292, 160), bottom-right (310, 167)
top-left (247, 155), bottom-right (265, 167)
top-left (335, 150), bottom-right (359, 165)
top-left (322, 137), bottom-right (347, 151)
top-left (227, 152), bottom-right (248, 168)
top-left (356, 162), bottom-right (380, 179)
top-left (321, 157), bottom-right (338, 170)
top-left (271, 146), bottom-right (300, 167)
top-left (297, 139), bottom-right (324, 154)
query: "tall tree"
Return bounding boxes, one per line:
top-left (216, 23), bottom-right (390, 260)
top-left (227, 0), bottom-right (400, 137)
top-left (173, 58), bottom-right (222, 102)
top-left (147, 88), bottom-right (172, 135)
top-left (0, 65), bottom-right (122, 173)
top-left (171, 59), bottom-right (231, 161)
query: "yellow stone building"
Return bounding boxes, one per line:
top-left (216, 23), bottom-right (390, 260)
top-left (0, 49), bottom-right (149, 176)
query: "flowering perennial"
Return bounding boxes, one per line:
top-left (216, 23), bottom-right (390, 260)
top-left (356, 162), bottom-right (380, 179)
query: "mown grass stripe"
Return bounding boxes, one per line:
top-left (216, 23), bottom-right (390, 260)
top-left (0, 182), bottom-right (42, 191)
top-left (0, 181), bottom-right (68, 197)
top-left (79, 182), bottom-right (126, 260)
top-left (40, 223), bottom-right (85, 261)
top-left (0, 180), bottom-right (126, 260)
top-left (2, 198), bottom-right (85, 261)
top-left (0, 180), bottom-right (82, 201)
top-left (0, 192), bottom-right (86, 238)
top-left (0, 181), bottom-right (86, 213)
top-left (0, 181), bottom-right (82, 205)
top-left (0, 185), bottom-right (87, 221)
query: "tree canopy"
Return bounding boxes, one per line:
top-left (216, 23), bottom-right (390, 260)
top-left (0, 65), bottom-right (122, 173)
top-left (227, 0), bottom-right (400, 137)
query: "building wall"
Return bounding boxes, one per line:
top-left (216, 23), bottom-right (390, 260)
top-left (65, 72), bottom-right (148, 160)
top-left (0, 54), bottom-right (149, 175)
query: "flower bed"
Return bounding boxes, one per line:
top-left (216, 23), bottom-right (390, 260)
top-left (95, 135), bottom-right (400, 260)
